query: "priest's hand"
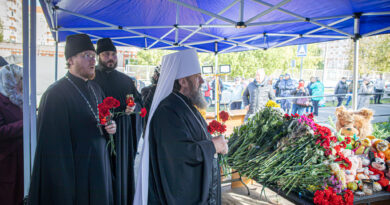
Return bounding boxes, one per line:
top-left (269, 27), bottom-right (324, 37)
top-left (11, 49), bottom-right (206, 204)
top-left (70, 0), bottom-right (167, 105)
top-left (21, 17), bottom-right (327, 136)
top-left (211, 136), bottom-right (228, 155)
top-left (105, 120), bottom-right (117, 134)
top-left (125, 105), bottom-right (136, 115)
top-left (125, 104), bottom-right (136, 115)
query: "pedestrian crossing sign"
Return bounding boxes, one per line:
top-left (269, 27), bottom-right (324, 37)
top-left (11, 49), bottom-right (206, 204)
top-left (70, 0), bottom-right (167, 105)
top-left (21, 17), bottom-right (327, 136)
top-left (297, 44), bottom-right (307, 57)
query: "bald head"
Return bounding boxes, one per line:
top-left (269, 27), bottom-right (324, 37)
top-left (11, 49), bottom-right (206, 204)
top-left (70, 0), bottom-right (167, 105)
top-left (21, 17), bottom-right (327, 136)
top-left (255, 69), bottom-right (265, 83)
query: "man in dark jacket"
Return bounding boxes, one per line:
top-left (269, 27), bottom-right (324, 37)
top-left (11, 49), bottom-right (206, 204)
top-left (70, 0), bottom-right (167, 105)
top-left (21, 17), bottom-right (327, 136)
top-left (273, 74), bottom-right (283, 97)
top-left (278, 73), bottom-right (296, 114)
top-left (335, 77), bottom-right (348, 107)
top-left (243, 69), bottom-right (275, 121)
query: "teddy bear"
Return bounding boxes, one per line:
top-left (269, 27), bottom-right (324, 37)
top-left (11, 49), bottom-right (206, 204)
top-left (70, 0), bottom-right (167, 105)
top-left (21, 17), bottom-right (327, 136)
top-left (335, 106), bottom-right (374, 139)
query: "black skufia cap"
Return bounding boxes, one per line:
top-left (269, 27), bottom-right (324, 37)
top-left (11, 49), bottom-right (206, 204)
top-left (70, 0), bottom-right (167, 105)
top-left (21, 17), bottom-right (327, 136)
top-left (96, 38), bottom-right (116, 55)
top-left (65, 34), bottom-right (95, 60)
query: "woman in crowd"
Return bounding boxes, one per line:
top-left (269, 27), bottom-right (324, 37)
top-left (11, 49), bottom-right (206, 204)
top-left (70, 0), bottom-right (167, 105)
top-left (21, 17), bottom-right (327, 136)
top-left (292, 80), bottom-right (310, 115)
top-left (0, 64), bottom-right (24, 205)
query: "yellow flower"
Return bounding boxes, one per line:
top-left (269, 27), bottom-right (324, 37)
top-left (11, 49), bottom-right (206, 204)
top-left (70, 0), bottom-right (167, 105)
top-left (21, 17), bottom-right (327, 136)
top-left (266, 100), bottom-right (280, 108)
top-left (195, 106), bottom-right (207, 120)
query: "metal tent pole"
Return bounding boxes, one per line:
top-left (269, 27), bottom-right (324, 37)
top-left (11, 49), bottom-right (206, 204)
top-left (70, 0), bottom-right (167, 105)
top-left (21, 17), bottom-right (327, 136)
top-left (214, 42), bottom-right (219, 120)
top-left (22, 0), bottom-right (30, 197)
top-left (299, 56), bottom-right (303, 80)
top-left (352, 14), bottom-right (361, 111)
top-left (55, 9), bottom-right (59, 81)
top-left (30, 0), bottom-right (37, 168)
top-left (55, 41), bottom-right (58, 81)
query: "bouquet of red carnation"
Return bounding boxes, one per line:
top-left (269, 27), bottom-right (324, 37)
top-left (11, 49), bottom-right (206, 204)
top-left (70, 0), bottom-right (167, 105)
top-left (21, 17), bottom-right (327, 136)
top-left (207, 111), bottom-right (229, 136)
top-left (207, 111), bottom-right (229, 157)
top-left (98, 96), bottom-right (120, 156)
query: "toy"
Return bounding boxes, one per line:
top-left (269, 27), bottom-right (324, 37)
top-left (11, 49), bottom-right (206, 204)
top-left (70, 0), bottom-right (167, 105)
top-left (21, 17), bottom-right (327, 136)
top-left (368, 151), bottom-right (390, 189)
top-left (385, 149), bottom-right (390, 166)
top-left (335, 106), bottom-right (374, 139)
top-left (371, 139), bottom-right (389, 154)
top-left (354, 138), bottom-right (372, 155)
top-left (352, 108), bottom-right (374, 139)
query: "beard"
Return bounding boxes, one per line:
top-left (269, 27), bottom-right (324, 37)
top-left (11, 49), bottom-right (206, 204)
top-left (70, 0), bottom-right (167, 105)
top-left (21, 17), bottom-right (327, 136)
top-left (99, 58), bottom-right (117, 71)
top-left (187, 78), bottom-right (207, 109)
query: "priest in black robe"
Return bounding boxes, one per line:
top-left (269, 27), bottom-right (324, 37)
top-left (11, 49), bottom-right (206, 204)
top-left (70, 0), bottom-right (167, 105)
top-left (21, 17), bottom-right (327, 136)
top-left (93, 38), bottom-right (143, 205)
top-left (29, 34), bottom-right (117, 205)
top-left (133, 49), bottom-right (228, 205)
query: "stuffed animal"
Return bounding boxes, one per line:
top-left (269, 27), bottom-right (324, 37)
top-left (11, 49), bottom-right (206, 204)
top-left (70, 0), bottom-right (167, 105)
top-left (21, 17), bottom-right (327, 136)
top-left (354, 138), bottom-right (372, 155)
top-left (345, 156), bottom-right (361, 183)
top-left (384, 149), bottom-right (390, 167)
top-left (371, 139), bottom-right (389, 154)
top-left (335, 106), bottom-right (374, 139)
top-left (352, 108), bottom-right (374, 139)
top-left (368, 151), bottom-right (390, 189)
top-left (340, 127), bottom-right (359, 138)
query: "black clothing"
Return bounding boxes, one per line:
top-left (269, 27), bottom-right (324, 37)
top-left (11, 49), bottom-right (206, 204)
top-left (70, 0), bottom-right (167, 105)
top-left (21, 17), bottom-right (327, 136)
top-left (65, 34), bottom-right (95, 59)
top-left (141, 85), bottom-right (156, 125)
top-left (148, 92), bottom-right (220, 205)
top-left (97, 38), bottom-right (117, 54)
top-left (29, 72), bottom-right (113, 205)
top-left (94, 66), bottom-right (143, 205)
top-left (374, 88), bottom-right (384, 104)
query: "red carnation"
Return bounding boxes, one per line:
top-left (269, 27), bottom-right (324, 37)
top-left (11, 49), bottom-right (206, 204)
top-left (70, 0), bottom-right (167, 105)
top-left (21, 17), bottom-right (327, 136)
top-left (98, 103), bottom-right (110, 118)
top-left (340, 141), bottom-right (347, 149)
top-left (218, 124), bottom-right (227, 134)
top-left (139, 108), bottom-right (147, 118)
top-left (103, 96), bottom-right (120, 108)
top-left (207, 120), bottom-right (222, 135)
top-left (219, 111), bottom-right (229, 122)
top-left (100, 117), bottom-right (107, 125)
top-left (308, 113), bottom-right (314, 119)
top-left (345, 136), bottom-right (351, 144)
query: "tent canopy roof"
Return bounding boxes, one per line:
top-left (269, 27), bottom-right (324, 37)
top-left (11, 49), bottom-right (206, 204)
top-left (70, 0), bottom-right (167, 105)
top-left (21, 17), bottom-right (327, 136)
top-left (41, 0), bottom-right (390, 53)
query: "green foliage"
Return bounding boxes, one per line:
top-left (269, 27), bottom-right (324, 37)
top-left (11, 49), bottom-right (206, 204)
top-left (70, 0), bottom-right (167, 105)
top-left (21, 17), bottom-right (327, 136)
top-left (373, 118), bottom-right (390, 139)
top-left (134, 49), bottom-right (173, 66)
top-left (0, 20), bottom-right (3, 42)
top-left (347, 34), bottom-right (390, 73)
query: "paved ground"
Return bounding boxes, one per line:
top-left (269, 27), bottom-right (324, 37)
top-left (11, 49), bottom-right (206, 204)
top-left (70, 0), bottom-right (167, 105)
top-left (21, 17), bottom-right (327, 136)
top-left (221, 182), bottom-right (294, 205)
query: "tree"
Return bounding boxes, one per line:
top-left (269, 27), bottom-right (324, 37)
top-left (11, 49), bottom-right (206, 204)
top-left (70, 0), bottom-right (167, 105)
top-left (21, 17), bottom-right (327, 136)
top-left (0, 20), bottom-right (4, 42)
top-left (347, 34), bottom-right (390, 74)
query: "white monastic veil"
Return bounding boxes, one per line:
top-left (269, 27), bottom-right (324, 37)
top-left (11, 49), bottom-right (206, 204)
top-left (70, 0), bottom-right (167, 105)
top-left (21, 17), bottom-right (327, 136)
top-left (133, 49), bottom-right (201, 205)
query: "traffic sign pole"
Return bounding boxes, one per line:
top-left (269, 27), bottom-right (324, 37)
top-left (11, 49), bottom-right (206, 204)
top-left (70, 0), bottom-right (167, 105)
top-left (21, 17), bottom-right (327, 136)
top-left (299, 56), bottom-right (303, 80)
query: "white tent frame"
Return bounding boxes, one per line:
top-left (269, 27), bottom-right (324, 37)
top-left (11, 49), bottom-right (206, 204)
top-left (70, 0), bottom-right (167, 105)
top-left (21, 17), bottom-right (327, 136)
top-left (22, 0), bottom-right (390, 197)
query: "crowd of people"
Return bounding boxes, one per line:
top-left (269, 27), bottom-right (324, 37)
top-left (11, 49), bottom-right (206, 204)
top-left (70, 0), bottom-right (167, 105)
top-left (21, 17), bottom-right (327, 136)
top-left (201, 71), bottom-right (387, 118)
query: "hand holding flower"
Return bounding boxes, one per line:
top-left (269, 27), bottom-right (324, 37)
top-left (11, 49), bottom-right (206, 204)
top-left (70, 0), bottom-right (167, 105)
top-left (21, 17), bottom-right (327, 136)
top-left (125, 105), bottom-right (136, 115)
top-left (104, 120), bottom-right (117, 135)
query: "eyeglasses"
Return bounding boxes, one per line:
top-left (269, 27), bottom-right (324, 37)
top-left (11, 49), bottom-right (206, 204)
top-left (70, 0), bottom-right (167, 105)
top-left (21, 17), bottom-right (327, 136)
top-left (79, 52), bottom-right (96, 60)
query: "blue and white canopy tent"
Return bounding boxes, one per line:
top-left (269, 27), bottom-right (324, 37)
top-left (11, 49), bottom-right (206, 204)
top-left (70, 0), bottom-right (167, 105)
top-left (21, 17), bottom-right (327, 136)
top-left (22, 0), bottom-right (390, 197)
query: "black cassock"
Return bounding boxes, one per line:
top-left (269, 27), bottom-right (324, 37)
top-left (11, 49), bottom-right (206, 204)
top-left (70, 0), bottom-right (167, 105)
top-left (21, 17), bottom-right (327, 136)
top-left (29, 72), bottom-right (113, 205)
top-left (148, 92), bottom-right (221, 205)
top-left (93, 66), bottom-right (143, 205)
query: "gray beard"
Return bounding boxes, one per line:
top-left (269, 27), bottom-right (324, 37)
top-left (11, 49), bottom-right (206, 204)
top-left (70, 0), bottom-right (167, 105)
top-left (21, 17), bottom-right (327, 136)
top-left (188, 85), bottom-right (207, 109)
